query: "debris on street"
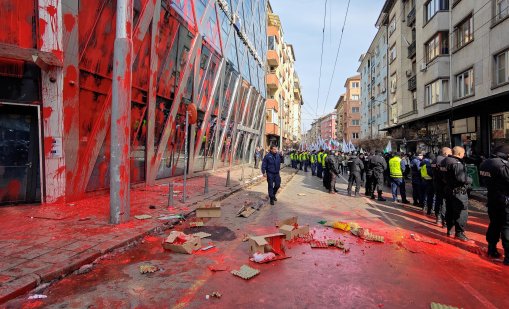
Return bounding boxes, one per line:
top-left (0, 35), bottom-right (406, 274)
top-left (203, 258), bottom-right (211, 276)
top-left (411, 233), bottom-right (438, 245)
top-left (192, 232), bottom-right (212, 239)
top-left (196, 202), bottom-right (222, 218)
top-left (277, 217), bottom-right (310, 240)
top-left (237, 205), bottom-right (256, 217)
top-left (430, 302), bottom-right (460, 309)
top-left (208, 264), bottom-right (227, 272)
top-left (248, 233), bottom-right (289, 262)
top-left (250, 252), bottom-right (277, 263)
top-left (134, 214), bottom-right (152, 220)
top-left (351, 228), bottom-right (385, 243)
top-left (201, 245), bottom-right (215, 251)
top-left (139, 264), bottom-right (158, 274)
top-left (28, 294), bottom-right (47, 300)
top-left (210, 291), bottom-right (222, 298)
top-left (189, 220), bottom-right (204, 228)
top-left (231, 265), bottom-right (260, 280)
top-left (76, 264), bottom-right (94, 275)
top-left (158, 214), bottom-right (185, 221)
top-left (297, 193), bottom-right (306, 196)
top-left (162, 231), bottom-right (202, 254)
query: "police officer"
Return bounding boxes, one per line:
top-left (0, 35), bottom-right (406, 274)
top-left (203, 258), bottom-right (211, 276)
top-left (325, 151), bottom-right (340, 194)
top-left (420, 153), bottom-right (435, 215)
top-left (370, 150), bottom-right (388, 201)
top-left (431, 147), bottom-right (452, 227)
top-left (441, 146), bottom-right (472, 241)
top-left (479, 144), bottom-right (509, 264)
top-left (303, 150), bottom-right (309, 172)
top-left (322, 150), bottom-right (331, 190)
top-left (389, 152), bottom-right (410, 203)
top-left (347, 152), bottom-right (364, 197)
top-left (317, 149), bottom-right (324, 178)
top-left (310, 150), bottom-right (318, 176)
top-left (365, 153), bottom-right (374, 198)
top-left (410, 152), bottom-right (423, 206)
top-left (261, 145), bottom-right (282, 205)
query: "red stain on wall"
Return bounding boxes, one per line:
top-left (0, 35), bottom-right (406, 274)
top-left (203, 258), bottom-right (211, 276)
top-left (42, 106), bottom-right (53, 121)
top-left (63, 14), bottom-right (76, 32)
top-left (44, 136), bottom-right (54, 157)
top-left (63, 106), bottom-right (75, 134)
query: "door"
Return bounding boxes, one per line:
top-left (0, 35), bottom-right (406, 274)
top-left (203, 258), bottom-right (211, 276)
top-left (0, 104), bottom-right (41, 205)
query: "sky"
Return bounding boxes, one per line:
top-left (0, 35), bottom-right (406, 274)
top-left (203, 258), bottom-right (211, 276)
top-left (269, 0), bottom-right (385, 132)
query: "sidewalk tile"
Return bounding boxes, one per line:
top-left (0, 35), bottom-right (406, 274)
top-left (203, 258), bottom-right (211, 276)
top-left (61, 240), bottom-right (98, 254)
top-left (1, 260), bottom-right (54, 278)
top-left (0, 274), bottom-right (38, 303)
top-left (0, 258), bottom-right (29, 273)
top-left (37, 249), bottom-right (77, 264)
top-left (10, 245), bottom-right (54, 260)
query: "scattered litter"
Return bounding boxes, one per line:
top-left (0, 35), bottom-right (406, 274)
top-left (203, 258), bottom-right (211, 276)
top-left (410, 233), bottom-right (438, 245)
top-left (193, 232), bottom-right (212, 239)
top-left (277, 217), bottom-right (310, 240)
top-left (430, 302), bottom-right (460, 309)
top-left (248, 233), bottom-right (289, 262)
top-left (149, 205), bottom-right (157, 209)
top-left (310, 240), bottom-right (329, 248)
top-left (158, 214), bottom-right (185, 221)
top-left (201, 245), bottom-right (215, 251)
top-left (210, 291), bottom-right (222, 298)
top-left (28, 294), bottom-right (47, 300)
top-left (351, 228), bottom-right (385, 243)
top-left (297, 193), bottom-right (307, 196)
top-left (162, 231), bottom-right (202, 254)
top-left (139, 264), bottom-right (158, 274)
top-left (250, 252), bottom-right (277, 263)
top-left (237, 205), bottom-right (256, 218)
top-left (196, 202), bottom-right (222, 218)
top-left (231, 265), bottom-right (260, 280)
top-left (189, 221), bottom-right (204, 228)
top-left (76, 264), bottom-right (93, 275)
top-left (135, 214), bottom-right (152, 220)
top-left (208, 264), bottom-right (227, 272)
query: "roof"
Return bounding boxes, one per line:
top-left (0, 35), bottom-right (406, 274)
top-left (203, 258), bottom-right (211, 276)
top-left (334, 94), bottom-right (345, 109)
top-left (344, 75), bottom-right (361, 87)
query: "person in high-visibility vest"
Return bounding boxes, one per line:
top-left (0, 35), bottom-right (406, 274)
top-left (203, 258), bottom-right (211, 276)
top-left (322, 151), bottom-right (329, 188)
top-left (303, 151), bottom-right (310, 172)
top-left (420, 153), bottom-right (435, 215)
top-left (298, 152), bottom-right (303, 170)
top-left (388, 152), bottom-right (410, 203)
top-left (310, 150), bottom-right (318, 176)
top-left (316, 149), bottom-right (324, 178)
top-left (290, 152), bottom-right (296, 169)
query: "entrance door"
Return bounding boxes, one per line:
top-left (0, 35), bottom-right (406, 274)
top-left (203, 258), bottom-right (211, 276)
top-left (0, 104), bottom-right (41, 205)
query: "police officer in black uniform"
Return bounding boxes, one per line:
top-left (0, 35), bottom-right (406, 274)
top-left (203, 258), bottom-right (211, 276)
top-left (479, 145), bottom-right (509, 265)
top-left (325, 151), bottom-right (340, 194)
top-left (431, 147), bottom-right (452, 227)
top-left (370, 150), bottom-right (388, 201)
top-left (364, 153), bottom-right (374, 198)
top-left (441, 146), bottom-right (472, 241)
top-left (347, 152), bottom-right (364, 197)
top-left (261, 145), bottom-right (282, 205)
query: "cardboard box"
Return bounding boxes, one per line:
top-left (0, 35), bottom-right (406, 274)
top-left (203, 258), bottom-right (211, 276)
top-left (162, 231), bottom-right (202, 254)
top-left (196, 202), bottom-right (222, 218)
top-left (248, 233), bottom-right (289, 262)
top-left (237, 205), bottom-right (256, 218)
top-left (276, 217), bottom-right (310, 240)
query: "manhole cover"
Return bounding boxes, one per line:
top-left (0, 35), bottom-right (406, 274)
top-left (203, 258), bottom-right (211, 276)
top-left (183, 226), bottom-right (236, 241)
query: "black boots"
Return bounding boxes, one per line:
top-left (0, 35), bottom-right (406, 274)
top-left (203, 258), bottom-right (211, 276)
top-left (377, 191), bottom-right (386, 201)
top-left (487, 244), bottom-right (501, 258)
top-left (270, 199), bottom-right (274, 205)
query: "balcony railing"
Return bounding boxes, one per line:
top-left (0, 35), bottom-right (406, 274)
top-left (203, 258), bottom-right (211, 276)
top-left (408, 75), bottom-right (416, 91)
top-left (408, 41), bottom-right (416, 59)
top-left (407, 7), bottom-right (416, 27)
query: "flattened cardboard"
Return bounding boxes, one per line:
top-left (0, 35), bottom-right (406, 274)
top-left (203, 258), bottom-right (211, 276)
top-left (276, 216), bottom-right (297, 227)
top-left (196, 202), bottom-right (222, 218)
top-left (192, 232), bottom-right (212, 239)
top-left (237, 205), bottom-right (256, 218)
top-left (162, 232), bottom-right (202, 254)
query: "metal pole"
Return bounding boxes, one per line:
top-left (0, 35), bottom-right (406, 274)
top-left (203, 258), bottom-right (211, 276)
top-left (226, 169), bottom-right (231, 187)
top-left (168, 182), bottom-right (174, 207)
top-left (182, 110), bottom-right (189, 203)
top-left (110, 0), bottom-right (133, 224)
top-left (204, 174), bottom-right (209, 194)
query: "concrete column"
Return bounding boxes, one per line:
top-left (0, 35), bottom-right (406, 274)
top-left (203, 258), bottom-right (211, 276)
top-left (110, 0), bottom-right (133, 224)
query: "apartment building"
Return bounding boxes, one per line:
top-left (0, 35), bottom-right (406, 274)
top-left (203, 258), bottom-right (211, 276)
top-left (339, 75), bottom-right (362, 144)
top-left (358, 27), bottom-right (389, 139)
top-left (335, 94), bottom-right (346, 139)
top-left (320, 113), bottom-right (337, 140)
top-left (265, 2), bottom-right (303, 149)
top-left (377, 0), bottom-right (509, 156)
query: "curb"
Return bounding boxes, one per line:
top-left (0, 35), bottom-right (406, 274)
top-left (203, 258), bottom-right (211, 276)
top-left (0, 170), bottom-right (281, 305)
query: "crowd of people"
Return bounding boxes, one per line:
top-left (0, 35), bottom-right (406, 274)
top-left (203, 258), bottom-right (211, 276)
top-left (284, 145), bottom-right (509, 265)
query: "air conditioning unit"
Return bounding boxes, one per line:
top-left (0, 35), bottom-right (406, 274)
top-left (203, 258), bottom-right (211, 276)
top-left (420, 63), bottom-right (427, 72)
top-left (406, 70), bottom-right (413, 77)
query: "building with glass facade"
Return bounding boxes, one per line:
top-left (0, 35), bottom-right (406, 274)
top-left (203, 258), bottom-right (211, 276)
top-left (0, 0), bottom-right (267, 205)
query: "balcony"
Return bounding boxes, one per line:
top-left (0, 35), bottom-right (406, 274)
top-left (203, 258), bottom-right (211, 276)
top-left (266, 72), bottom-right (278, 89)
top-left (407, 7), bottom-right (416, 27)
top-left (267, 50), bottom-right (279, 66)
top-left (408, 75), bottom-right (416, 91)
top-left (265, 123), bottom-right (280, 136)
top-left (266, 98), bottom-right (278, 112)
top-left (407, 41), bottom-right (416, 59)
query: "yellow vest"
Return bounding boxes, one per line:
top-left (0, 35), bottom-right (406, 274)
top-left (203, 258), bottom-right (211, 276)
top-left (389, 156), bottom-right (403, 178)
top-left (420, 164), bottom-right (432, 180)
top-left (317, 152), bottom-right (323, 164)
top-left (322, 154), bottom-right (328, 167)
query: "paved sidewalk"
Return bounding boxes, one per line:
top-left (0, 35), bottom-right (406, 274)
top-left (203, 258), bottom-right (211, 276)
top-left (0, 164), bottom-right (278, 304)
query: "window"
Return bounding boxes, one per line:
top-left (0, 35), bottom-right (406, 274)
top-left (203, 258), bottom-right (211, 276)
top-left (425, 0), bottom-right (449, 23)
top-left (266, 109), bottom-right (279, 124)
top-left (351, 82), bottom-right (360, 88)
top-left (352, 120), bottom-right (360, 126)
top-left (495, 0), bottom-right (509, 22)
top-left (495, 50), bottom-right (509, 85)
top-left (390, 74), bottom-right (397, 93)
top-left (456, 68), bottom-right (474, 98)
top-left (352, 133), bottom-right (359, 139)
top-left (389, 44), bottom-right (397, 63)
top-left (389, 15), bottom-right (396, 36)
top-left (492, 114), bottom-right (504, 130)
top-left (454, 15), bottom-right (473, 49)
top-left (351, 94), bottom-right (359, 100)
top-left (268, 36), bottom-right (277, 51)
top-left (352, 107), bottom-right (360, 113)
top-left (425, 79), bottom-right (449, 105)
top-left (425, 32), bottom-right (449, 63)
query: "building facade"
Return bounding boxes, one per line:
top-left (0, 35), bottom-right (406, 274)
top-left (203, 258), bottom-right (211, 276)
top-left (320, 113), bottom-right (337, 140)
top-left (335, 94), bottom-right (345, 139)
top-left (358, 26), bottom-right (389, 139)
top-left (0, 0), bottom-right (268, 205)
top-left (377, 0), bottom-right (509, 156)
top-left (265, 3), bottom-right (303, 149)
top-left (340, 75), bottom-right (362, 144)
